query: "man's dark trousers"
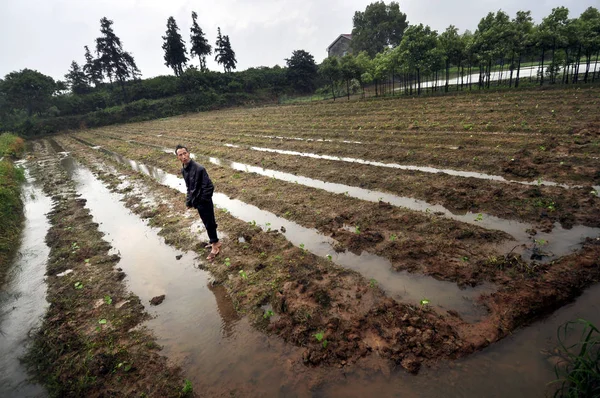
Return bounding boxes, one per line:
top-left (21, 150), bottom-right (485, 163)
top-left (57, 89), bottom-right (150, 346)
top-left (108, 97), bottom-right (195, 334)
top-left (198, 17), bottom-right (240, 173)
top-left (196, 198), bottom-right (218, 243)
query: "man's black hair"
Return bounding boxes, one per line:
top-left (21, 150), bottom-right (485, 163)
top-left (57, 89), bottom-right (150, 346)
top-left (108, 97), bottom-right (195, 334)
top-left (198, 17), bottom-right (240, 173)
top-left (175, 144), bottom-right (188, 155)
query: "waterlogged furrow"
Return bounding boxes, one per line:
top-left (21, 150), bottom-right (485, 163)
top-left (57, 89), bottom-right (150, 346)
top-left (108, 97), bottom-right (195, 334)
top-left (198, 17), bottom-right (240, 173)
top-left (78, 131), bottom-right (600, 253)
top-left (63, 134), bottom-right (492, 319)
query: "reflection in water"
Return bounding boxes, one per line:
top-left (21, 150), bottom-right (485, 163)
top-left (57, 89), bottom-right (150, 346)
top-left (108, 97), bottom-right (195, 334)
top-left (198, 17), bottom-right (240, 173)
top-left (74, 142), bottom-right (489, 319)
top-left (0, 165), bottom-right (50, 398)
top-left (208, 284), bottom-right (240, 338)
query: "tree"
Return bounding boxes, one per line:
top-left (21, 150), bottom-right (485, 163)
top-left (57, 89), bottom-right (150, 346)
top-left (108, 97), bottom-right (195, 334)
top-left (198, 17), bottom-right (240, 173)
top-left (64, 61), bottom-right (89, 95)
top-left (285, 50), bottom-right (318, 93)
top-left (162, 16), bottom-right (189, 76)
top-left (354, 51), bottom-right (372, 96)
top-left (83, 45), bottom-right (103, 87)
top-left (537, 7), bottom-right (570, 84)
top-left (95, 17), bottom-right (140, 97)
top-left (0, 69), bottom-right (56, 117)
top-left (351, 1), bottom-right (409, 57)
top-left (576, 7), bottom-right (600, 82)
top-left (509, 11), bottom-right (534, 87)
top-left (439, 25), bottom-right (464, 91)
top-left (340, 54), bottom-right (361, 99)
top-left (398, 24), bottom-right (439, 94)
top-left (319, 57), bottom-right (341, 101)
top-left (214, 27), bottom-right (237, 73)
top-left (190, 11), bottom-right (212, 71)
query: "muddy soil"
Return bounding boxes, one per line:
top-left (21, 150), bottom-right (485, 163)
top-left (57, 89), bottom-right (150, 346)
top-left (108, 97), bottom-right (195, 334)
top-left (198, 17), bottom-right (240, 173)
top-left (53, 132), bottom-right (600, 371)
top-left (113, 132), bottom-right (599, 230)
top-left (66, 132), bottom-right (513, 288)
top-left (22, 141), bottom-right (187, 397)
top-left (25, 86), bottom-right (600, 394)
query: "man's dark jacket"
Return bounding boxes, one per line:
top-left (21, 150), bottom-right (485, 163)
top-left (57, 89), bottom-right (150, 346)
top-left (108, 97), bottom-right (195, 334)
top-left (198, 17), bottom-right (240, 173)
top-left (182, 160), bottom-right (214, 207)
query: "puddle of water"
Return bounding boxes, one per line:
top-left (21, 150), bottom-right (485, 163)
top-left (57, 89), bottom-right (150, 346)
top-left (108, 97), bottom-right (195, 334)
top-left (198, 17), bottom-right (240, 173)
top-left (246, 144), bottom-right (587, 190)
top-left (38, 142), bottom-right (600, 397)
top-left (75, 144), bottom-right (490, 320)
top-left (0, 165), bottom-right (51, 398)
top-left (207, 156), bottom-right (599, 261)
top-left (75, 134), bottom-right (600, 260)
top-left (319, 283), bottom-right (600, 397)
top-left (57, 154), bottom-right (305, 396)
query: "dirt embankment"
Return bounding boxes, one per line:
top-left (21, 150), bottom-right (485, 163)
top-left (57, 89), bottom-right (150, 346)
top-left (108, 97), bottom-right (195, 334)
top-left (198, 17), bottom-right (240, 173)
top-left (23, 141), bottom-right (190, 397)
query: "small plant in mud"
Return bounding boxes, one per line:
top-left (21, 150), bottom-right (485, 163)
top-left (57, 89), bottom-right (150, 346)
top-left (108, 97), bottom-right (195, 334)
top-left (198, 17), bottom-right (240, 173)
top-left (534, 239), bottom-right (547, 246)
top-left (299, 243), bottom-right (306, 254)
top-left (551, 319), bottom-right (600, 397)
top-left (248, 220), bottom-right (257, 227)
top-left (182, 379), bottom-right (193, 395)
top-left (420, 299), bottom-right (430, 306)
top-left (461, 256), bottom-right (469, 262)
top-left (84, 258), bottom-right (90, 264)
top-left (224, 257), bottom-right (231, 267)
top-left (98, 319), bottom-right (107, 325)
top-left (474, 213), bottom-right (483, 222)
top-left (238, 270), bottom-right (248, 280)
top-left (74, 281), bottom-right (83, 290)
top-left (104, 295), bottom-right (113, 305)
top-left (263, 309), bottom-right (275, 319)
top-left (314, 332), bottom-right (328, 348)
top-left (326, 254), bottom-right (332, 261)
top-left (265, 222), bottom-right (271, 232)
top-left (369, 278), bottom-right (377, 288)
top-left (390, 234), bottom-right (397, 242)
top-left (220, 208), bottom-right (229, 214)
top-left (70, 242), bottom-right (80, 253)
top-left (354, 225), bottom-right (360, 234)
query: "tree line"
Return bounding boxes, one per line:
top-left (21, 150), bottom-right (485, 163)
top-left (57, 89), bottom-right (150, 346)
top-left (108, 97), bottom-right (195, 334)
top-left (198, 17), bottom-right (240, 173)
top-left (1, 3), bottom-right (599, 135)
top-left (318, 3), bottom-right (600, 100)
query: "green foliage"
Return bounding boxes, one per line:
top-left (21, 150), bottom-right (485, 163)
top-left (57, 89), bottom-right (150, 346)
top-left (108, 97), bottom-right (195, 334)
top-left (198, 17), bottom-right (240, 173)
top-left (0, 158), bottom-right (25, 285)
top-left (162, 17), bottom-right (189, 77)
top-left (214, 27), bottom-right (237, 73)
top-left (182, 379), bottom-right (193, 395)
top-left (351, 1), bottom-right (408, 57)
top-left (65, 61), bottom-right (90, 95)
top-left (0, 133), bottom-right (25, 157)
top-left (551, 319), bottom-right (600, 397)
top-left (189, 11), bottom-right (212, 72)
top-left (319, 57), bottom-right (342, 100)
top-left (0, 69), bottom-right (56, 117)
top-left (286, 50), bottom-right (318, 93)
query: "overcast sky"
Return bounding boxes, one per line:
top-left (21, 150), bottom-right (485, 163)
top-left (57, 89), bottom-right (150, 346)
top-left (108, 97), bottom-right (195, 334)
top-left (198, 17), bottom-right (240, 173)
top-left (0, 0), bottom-right (595, 81)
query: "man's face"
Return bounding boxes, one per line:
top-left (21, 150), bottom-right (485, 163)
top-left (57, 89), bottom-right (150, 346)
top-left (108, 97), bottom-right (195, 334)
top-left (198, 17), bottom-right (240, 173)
top-left (176, 147), bottom-right (191, 165)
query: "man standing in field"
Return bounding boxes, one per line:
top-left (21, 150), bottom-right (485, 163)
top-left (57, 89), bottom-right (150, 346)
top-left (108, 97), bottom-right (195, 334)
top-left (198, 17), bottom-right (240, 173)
top-left (175, 144), bottom-right (221, 260)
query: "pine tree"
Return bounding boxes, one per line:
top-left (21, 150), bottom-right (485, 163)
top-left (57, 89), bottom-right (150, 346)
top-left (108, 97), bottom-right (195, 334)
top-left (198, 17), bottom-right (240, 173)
top-left (83, 45), bottom-right (103, 87)
top-left (190, 11), bottom-right (212, 71)
top-left (95, 17), bottom-right (140, 97)
top-left (162, 16), bottom-right (189, 76)
top-left (64, 61), bottom-right (89, 94)
top-left (215, 28), bottom-right (237, 73)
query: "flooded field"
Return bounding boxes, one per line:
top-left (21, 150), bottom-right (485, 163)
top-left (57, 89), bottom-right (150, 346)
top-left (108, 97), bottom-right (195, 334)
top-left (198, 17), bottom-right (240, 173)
top-left (7, 86), bottom-right (600, 396)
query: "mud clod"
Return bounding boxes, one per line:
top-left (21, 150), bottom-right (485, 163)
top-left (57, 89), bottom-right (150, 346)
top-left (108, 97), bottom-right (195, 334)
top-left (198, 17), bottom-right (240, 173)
top-left (150, 295), bottom-right (166, 306)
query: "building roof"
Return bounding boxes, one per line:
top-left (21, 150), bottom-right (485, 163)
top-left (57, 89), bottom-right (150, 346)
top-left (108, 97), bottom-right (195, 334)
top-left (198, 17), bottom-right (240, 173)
top-left (327, 34), bottom-right (352, 51)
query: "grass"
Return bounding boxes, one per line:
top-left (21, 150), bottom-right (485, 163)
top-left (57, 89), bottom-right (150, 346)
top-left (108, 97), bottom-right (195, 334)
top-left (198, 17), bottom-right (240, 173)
top-left (551, 319), bottom-right (600, 397)
top-left (0, 134), bottom-right (26, 287)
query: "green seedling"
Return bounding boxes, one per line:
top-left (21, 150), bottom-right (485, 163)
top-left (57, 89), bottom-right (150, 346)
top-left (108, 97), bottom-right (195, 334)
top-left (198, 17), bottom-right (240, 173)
top-left (420, 299), bottom-right (430, 306)
top-left (461, 256), bottom-right (469, 262)
top-left (326, 254), bottom-right (332, 261)
top-left (369, 278), bottom-right (377, 288)
top-left (475, 213), bottom-right (483, 222)
top-left (259, 251), bottom-right (266, 258)
top-left (239, 270), bottom-right (248, 280)
top-left (249, 220), bottom-right (257, 227)
top-left (314, 332), bottom-right (324, 342)
top-left (224, 257), bottom-right (231, 267)
top-left (70, 242), bottom-right (80, 253)
top-left (537, 177), bottom-right (543, 186)
top-left (74, 281), bottom-right (83, 290)
top-left (390, 234), bottom-right (397, 242)
top-left (220, 208), bottom-right (229, 214)
top-left (182, 379), bottom-right (193, 395)
top-left (84, 258), bottom-right (90, 264)
top-left (274, 255), bottom-right (282, 261)
top-left (534, 239), bottom-right (547, 246)
top-left (354, 225), bottom-right (361, 234)
top-left (98, 319), bottom-right (107, 325)
top-left (265, 222), bottom-right (271, 232)
top-left (104, 295), bottom-right (113, 305)
top-left (263, 310), bottom-right (275, 319)
top-left (299, 243), bottom-right (306, 254)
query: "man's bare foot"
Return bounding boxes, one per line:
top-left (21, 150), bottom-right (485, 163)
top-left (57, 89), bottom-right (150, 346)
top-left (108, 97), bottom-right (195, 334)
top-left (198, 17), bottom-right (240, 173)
top-left (207, 242), bottom-right (221, 260)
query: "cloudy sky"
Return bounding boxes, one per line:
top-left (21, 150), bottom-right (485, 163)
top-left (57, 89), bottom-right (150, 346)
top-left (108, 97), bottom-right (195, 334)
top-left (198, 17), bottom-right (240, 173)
top-left (0, 0), bottom-right (595, 81)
